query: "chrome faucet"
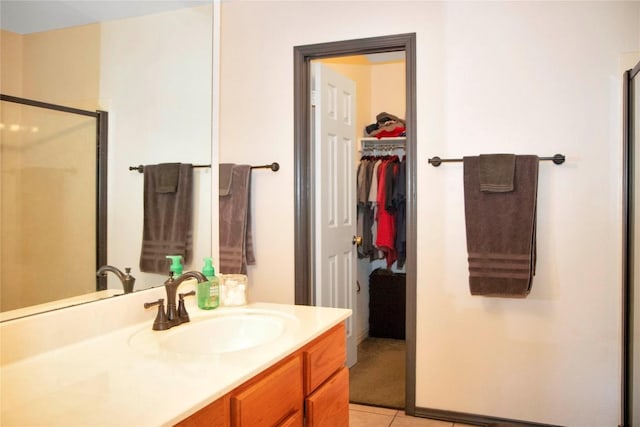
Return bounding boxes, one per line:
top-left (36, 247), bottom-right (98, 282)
top-left (96, 265), bottom-right (136, 293)
top-left (163, 271), bottom-right (207, 328)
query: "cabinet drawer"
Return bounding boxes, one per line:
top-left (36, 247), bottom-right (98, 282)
top-left (302, 322), bottom-right (346, 395)
top-left (230, 355), bottom-right (302, 426)
top-left (278, 410), bottom-right (303, 427)
top-left (174, 396), bottom-right (227, 427)
top-left (305, 367), bottom-right (349, 427)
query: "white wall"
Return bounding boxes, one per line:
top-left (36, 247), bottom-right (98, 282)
top-left (219, 1), bottom-right (639, 425)
top-left (370, 61), bottom-right (406, 123)
top-left (100, 6), bottom-right (213, 289)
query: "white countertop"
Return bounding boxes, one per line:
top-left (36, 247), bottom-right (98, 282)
top-left (0, 296), bottom-right (351, 427)
top-left (0, 289), bottom-right (123, 323)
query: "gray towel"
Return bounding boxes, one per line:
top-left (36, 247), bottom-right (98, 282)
top-left (219, 164), bottom-right (255, 274)
top-left (140, 163), bottom-right (193, 274)
top-left (463, 155), bottom-right (538, 297)
top-left (219, 163), bottom-right (233, 196)
top-left (154, 163), bottom-right (180, 193)
top-left (479, 154), bottom-right (515, 192)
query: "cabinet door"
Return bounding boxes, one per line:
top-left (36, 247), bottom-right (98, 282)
top-left (230, 356), bottom-right (302, 426)
top-left (302, 323), bottom-right (346, 395)
top-left (174, 397), bottom-right (227, 427)
top-left (305, 367), bottom-right (349, 427)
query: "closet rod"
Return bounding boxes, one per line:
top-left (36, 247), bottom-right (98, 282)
top-left (129, 162), bottom-right (280, 173)
top-left (427, 154), bottom-right (566, 167)
top-left (361, 145), bottom-right (405, 151)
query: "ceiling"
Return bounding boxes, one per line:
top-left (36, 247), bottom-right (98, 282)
top-left (0, 1), bottom-right (211, 35)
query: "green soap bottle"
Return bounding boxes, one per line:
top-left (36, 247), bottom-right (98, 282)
top-left (166, 255), bottom-right (183, 276)
top-left (198, 257), bottom-right (219, 310)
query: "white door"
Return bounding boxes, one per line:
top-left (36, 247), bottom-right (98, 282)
top-left (312, 62), bottom-right (358, 367)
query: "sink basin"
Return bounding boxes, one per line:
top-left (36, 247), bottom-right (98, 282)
top-left (129, 308), bottom-right (298, 356)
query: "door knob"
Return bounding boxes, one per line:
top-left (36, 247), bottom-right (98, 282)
top-left (352, 235), bottom-right (363, 246)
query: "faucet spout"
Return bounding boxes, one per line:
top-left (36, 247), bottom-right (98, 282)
top-left (96, 265), bottom-right (136, 293)
top-left (164, 271), bottom-right (208, 327)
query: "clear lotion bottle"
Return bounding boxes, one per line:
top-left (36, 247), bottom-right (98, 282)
top-left (198, 257), bottom-right (219, 310)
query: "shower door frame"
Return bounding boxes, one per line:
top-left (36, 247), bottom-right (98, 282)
top-left (623, 60), bottom-right (640, 427)
top-left (0, 94), bottom-right (108, 290)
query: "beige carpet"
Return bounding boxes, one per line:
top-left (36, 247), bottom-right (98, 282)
top-left (349, 337), bottom-right (405, 409)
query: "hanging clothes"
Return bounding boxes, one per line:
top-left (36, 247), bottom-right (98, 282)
top-left (357, 158), bottom-right (374, 258)
top-left (376, 156), bottom-right (398, 268)
top-left (356, 149), bottom-right (406, 269)
top-left (367, 158), bottom-right (383, 261)
top-left (393, 158), bottom-right (407, 268)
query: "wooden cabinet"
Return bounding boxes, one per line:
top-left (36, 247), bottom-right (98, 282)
top-left (302, 323), bottom-right (348, 427)
top-left (279, 410), bottom-right (303, 427)
top-left (230, 355), bottom-right (302, 426)
top-left (305, 367), bottom-right (349, 427)
top-left (175, 397), bottom-right (227, 427)
top-left (175, 323), bottom-right (347, 427)
top-left (302, 323), bottom-right (346, 395)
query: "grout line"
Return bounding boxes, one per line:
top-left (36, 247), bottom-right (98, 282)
top-left (389, 411), bottom-right (398, 426)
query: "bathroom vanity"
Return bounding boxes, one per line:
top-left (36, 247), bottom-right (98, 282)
top-left (177, 323), bottom-right (347, 426)
top-left (0, 283), bottom-right (351, 426)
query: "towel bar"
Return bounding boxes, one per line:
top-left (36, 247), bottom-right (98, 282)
top-left (129, 162), bottom-right (280, 173)
top-left (251, 162), bottom-right (280, 171)
top-left (428, 154), bottom-right (565, 167)
top-left (129, 164), bottom-right (211, 173)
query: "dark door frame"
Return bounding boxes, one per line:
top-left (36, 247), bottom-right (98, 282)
top-left (292, 33), bottom-right (417, 414)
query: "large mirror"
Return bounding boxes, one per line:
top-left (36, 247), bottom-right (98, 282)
top-left (0, 1), bottom-right (214, 321)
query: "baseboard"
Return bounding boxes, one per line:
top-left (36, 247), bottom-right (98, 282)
top-left (356, 328), bottom-right (369, 345)
top-left (413, 406), bottom-right (565, 427)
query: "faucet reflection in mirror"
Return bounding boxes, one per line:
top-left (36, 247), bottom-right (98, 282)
top-left (96, 265), bottom-right (136, 294)
top-left (144, 271), bottom-right (207, 331)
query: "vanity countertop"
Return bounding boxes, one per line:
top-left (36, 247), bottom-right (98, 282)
top-left (0, 299), bottom-right (351, 426)
top-left (0, 289), bottom-right (123, 323)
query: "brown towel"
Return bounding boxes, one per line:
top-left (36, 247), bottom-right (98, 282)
top-left (479, 154), bottom-right (515, 192)
top-left (463, 155), bottom-right (538, 297)
top-left (219, 163), bottom-right (233, 196)
top-left (140, 163), bottom-right (194, 274)
top-left (219, 164), bottom-right (255, 274)
top-left (154, 163), bottom-right (180, 193)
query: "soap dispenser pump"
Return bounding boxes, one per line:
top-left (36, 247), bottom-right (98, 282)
top-left (198, 257), bottom-right (219, 310)
top-left (202, 257), bottom-right (215, 278)
top-left (166, 255), bottom-right (184, 276)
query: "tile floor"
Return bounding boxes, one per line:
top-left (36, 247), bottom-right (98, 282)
top-left (349, 404), bottom-right (478, 427)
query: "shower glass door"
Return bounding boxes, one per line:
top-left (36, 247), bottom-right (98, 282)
top-left (1, 98), bottom-right (98, 313)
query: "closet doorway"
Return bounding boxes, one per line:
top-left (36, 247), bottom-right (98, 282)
top-left (293, 33), bottom-right (417, 414)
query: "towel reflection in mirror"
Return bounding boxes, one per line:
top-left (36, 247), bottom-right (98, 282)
top-left (140, 163), bottom-right (194, 274)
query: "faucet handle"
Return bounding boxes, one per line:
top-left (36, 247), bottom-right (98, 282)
top-left (143, 298), bottom-right (169, 331)
top-left (177, 291), bottom-right (196, 323)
